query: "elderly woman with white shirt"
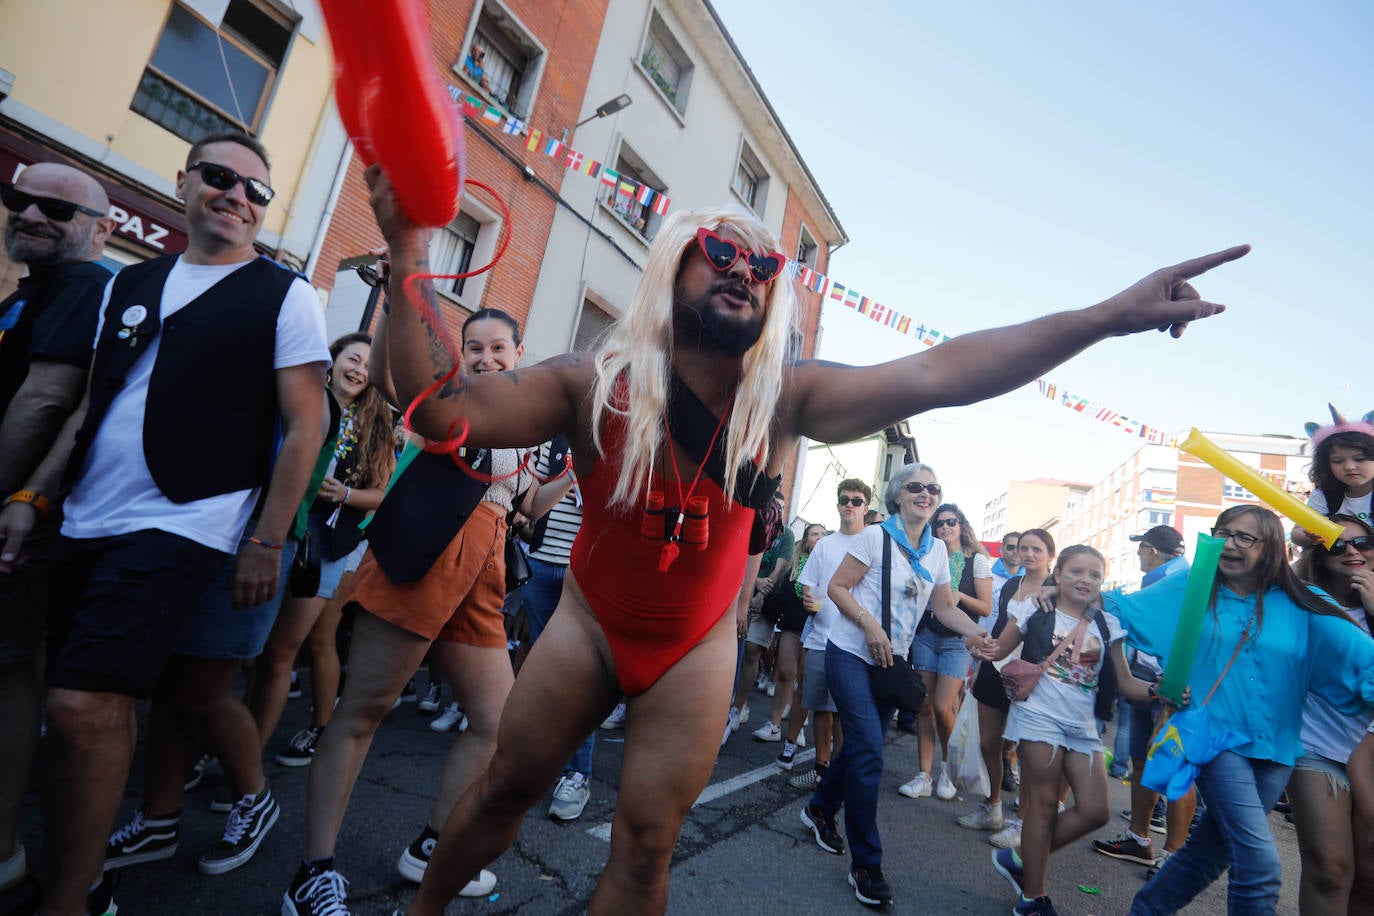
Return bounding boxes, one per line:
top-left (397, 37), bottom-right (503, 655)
top-left (799, 463), bottom-right (990, 908)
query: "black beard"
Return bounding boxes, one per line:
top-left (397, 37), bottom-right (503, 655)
top-left (673, 283), bottom-right (764, 356)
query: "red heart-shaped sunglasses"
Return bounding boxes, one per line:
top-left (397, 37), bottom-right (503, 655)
top-left (694, 227), bottom-right (787, 284)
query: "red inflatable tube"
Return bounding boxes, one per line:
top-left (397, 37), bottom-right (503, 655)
top-left (320, 0), bottom-right (463, 227)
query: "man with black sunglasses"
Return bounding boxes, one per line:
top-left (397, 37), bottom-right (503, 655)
top-left (0, 160), bottom-right (114, 906)
top-left (29, 130), bottom-right (328, 914)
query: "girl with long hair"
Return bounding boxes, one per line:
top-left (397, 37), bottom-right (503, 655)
top-left (1290, 515), bottom-right (1374, 914)
top-left (900, 502), bottom-right (992, 801)
top-left (974, 546), bottom-right (1156, 916)
top-left (1293, 414), bottom-right (1374, 547)
top-left (250, 333), bottom-right (395, 766)
top-left (1111, 505), bottom-right (1374, 915)
top-left (959, 529), bottom-right (1056, 846)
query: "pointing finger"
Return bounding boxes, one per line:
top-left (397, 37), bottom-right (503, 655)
top-left (1170, 244), bottom-right (1251, 283)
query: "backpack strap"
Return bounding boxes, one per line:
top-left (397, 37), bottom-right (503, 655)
top-left (880, 531), bottom-right (893, 637)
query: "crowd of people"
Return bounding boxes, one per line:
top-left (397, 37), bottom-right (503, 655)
top-left (4, 125), bottom-right (1368, 916)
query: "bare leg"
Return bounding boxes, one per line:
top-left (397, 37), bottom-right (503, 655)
top-left (767, 633), bottom-right (801, 726)
top-left (408, 583), bottom-right (620, 914)
top-left (249, 594), bottom-right (327, 749)
top-left (41, 689), bottom-right (136, 915)
top-left (1017, 742), bottom-right (1110, 899)
top-left (1165, 787), bottom-right (1196, 852)
top-left (815, 711), bottom-right (839, 765)
top-left (979, 703), bottom-right (1008, 805)
top-left (305, 593), bottom-right (345, 729)
top-left (784, 647), bottom-right (807, 744)
top-left (1128, 755), bottom-right (1160, 840)
top-left (426, 642), bottom-right (515, 828)
top-left (178, 657), bottom-right (266, 797)
top-left (588, 612), bottom-right (736, 915)
top-left (0, 659), bottom-right (42, 861)
top-left (303, 610), bottom-right (431, 859)
top-left (142, 669), bottom-right (192, 818)
top-left (1289, 767), bottom-right (1355, 915)
top-left (930, 673), bottom-right (962, 764)
top-left (1351, 795), bottom-right (1374, 915)
top-left (916, 669), bottom-right (939, 774)
top-left (731, 641), bottom-right (762, 712)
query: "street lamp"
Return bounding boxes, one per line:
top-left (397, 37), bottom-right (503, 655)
top-left (563, 94), bottom-right (632, 143)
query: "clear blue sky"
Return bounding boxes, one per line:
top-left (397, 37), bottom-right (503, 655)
top-left (713, 0), bottom-right (1372, 522)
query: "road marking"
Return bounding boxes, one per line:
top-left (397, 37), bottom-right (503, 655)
top-left (585, 748), bottom-right (816, 842)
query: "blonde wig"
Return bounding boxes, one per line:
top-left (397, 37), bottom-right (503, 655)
top-left (590, 207), bottom-right (799, 509)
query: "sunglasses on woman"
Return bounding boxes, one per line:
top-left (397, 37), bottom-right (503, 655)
top-left (187, 161), bottom-right (276, 206)
top-left (0, 182), bottom-right (105, 222)
top-left (932, 518), bottom-right (959, 528)
top-left (903, 482), bottom-right (942, 497)
top-left (694, 228), bottom-right (786, 284)
top-left (1329, 536), bottom-right (1374, 554)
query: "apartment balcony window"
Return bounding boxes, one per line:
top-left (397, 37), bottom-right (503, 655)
top-left (131, 1), bottom-right (292, 142)
top-left (731, 140), bottom-right (770, 214)
top-left (599, 144), bottom-right (667, 242)
top-left (796, 226), bottom-right (818, 268)
top-left (639, 11), bottom-right (693, 115)
top-left (457, 3), bottom-right (546, 120)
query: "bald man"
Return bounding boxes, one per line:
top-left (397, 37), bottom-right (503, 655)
top-left (0, 161), bottom-right (113, 901)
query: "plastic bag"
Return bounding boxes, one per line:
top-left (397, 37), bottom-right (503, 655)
top-left (947, 691), bottom-right (990, 797)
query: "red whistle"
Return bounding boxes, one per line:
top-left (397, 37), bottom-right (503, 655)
top-left (319, 0), bottom-right (464, 227)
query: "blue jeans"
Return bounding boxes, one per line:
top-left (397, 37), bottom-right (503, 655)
top-left (809, 642), bottom-right (895, 868)
top-left (523, 557), bottom-right (593, 777)
top-left (1131, 750), bottom-right (1290, 915)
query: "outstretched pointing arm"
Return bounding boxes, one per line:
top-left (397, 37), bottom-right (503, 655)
top-left (787, 246), bottom-right (1249, 444)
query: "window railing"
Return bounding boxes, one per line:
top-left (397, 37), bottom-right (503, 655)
top-left (131, 70), bottom-right (240, 143)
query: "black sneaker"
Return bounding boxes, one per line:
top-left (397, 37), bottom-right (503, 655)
top-left (88, 873), bottom-right (118, 915)
top-left (418, 681), bottom-right (442, 713)
top-left (1092, 831), bottom-right (1155, 865)
top-left (776, 740), bottom-right (798, 770)
top-left (198, 786), bottom-right (280, 875)
top-left (183, 754), bottom-right (213, 792)
top-left (849, 865), bottom-right (893, 907)
top-left (276, 726), bottom-right (322, 766)
top-left (396, 825), bottom-right (437, 882)
top-left (1013, 895), bottom-right (1060, 915)
top-left (105, 809), bottom-right (178, 870)
top-left (800, 804), bottom-right (844, 855)
top-left (283, 864), bottom-right (350, 916)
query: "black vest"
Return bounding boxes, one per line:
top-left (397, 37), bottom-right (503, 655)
top-left (68, 256), bottom-right (294, 503)
top-left (365, 449), bottom-right (493, 584)
top-left (923, 555), bottom-right (980, 637)
top-left (1020, 607), bottom-right (1118, 721)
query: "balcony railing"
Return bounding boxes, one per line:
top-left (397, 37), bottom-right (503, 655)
top-left (131, 70), bottom-right (240, 143)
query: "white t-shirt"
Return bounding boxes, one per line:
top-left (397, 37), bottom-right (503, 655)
top-left (1308, 489), bottom-right (1373, 524)
top-left (798, 530), bottom-right (863, 652)
top-left (62, 259), bottom-right (329, 553)
top-left (1302, 607), bottom-right (1373, 763)
top-left (828, 524), bottom-right (951, 665)
top-left (1012, 605), bottom-right (1124, 731)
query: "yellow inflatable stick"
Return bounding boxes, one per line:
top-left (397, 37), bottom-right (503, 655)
top-left (1179, 429), bottom-right (1343, 548)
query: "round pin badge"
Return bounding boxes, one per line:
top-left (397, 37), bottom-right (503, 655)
top-left (121, 305), bottom-right (148, 327)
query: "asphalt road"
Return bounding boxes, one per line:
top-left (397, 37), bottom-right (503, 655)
top-left (20, 682), bottom-right (1301, 915)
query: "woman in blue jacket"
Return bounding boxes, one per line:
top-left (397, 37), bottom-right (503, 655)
top-left (1109, 505), bottom-right (1374, 915)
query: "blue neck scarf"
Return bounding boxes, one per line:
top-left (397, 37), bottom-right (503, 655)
top-left (992, 558), bottom-right (1024, 580)
top-left (881, 515), bottom-right (935, 583)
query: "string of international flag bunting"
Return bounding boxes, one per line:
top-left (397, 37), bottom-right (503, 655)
top-left (451, 86), bottom-right (1178, 448)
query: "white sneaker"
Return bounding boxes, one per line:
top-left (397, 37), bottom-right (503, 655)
top-left (796, 728), bottom-right (807, 748)
top-left (936, 767), bottom-right (958, 800)
top-left (430, 703), bottom-right (467, 733)
top-left (600, 701), bottom-right (627, 730)
top-left (418, 682), bottom-right (442, 713)
top-left (957, 802), bottom-right (1004, 830)
top-left (898, 772), bottom-right (932, 798)
top-left (766, 679), bottom-right (776, 697)
top-left (739, 705), bottom-right (750, 726)
top-left (989, 818), bottom-right (1022, 849)
top-left (727, 707), bottom-right (741, 733)
top-left (752, 722), bottom-right (782, 742)
top-left (459, 868), bottom-right (497, 898)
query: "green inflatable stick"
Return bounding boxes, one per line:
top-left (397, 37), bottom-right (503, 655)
top-left (1158, 533), bottom-right (1225, 706)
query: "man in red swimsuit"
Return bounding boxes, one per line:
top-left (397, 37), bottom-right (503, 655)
top-left (365, 164), bottom-right (1246, 916)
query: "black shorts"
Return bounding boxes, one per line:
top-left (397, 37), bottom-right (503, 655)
top-left (0, 511), bottom-right (63, 667)
top-left (47, 530), bottom-right (229, 697)
top-left (777, 589), bottom-right (809, 635)
top-left (971, 659), bottom-right (1010, 714)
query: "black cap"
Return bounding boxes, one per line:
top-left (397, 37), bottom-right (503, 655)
top-left (1129, 525), bottom-right (1183, 554)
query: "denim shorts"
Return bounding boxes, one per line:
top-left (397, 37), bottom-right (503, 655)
top-left (801, 647), bottom-right (837, 712)
top-left (910, 626), bottom-right (972, 679)
top-left (342, 540), bottom-right (368, 575)
top-left (1005, 702), bottom-right (1103, 758)
top-left (174, 537), bottom-right (296, 660)
top-left (1294, 750), bottom-right (1350, 794)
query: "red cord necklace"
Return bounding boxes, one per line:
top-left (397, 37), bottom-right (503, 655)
top-left (658, 393), bottom-right (734, 571)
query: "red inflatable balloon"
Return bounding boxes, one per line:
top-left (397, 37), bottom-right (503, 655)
top-left (320, 0), bottom-right (463, 227)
